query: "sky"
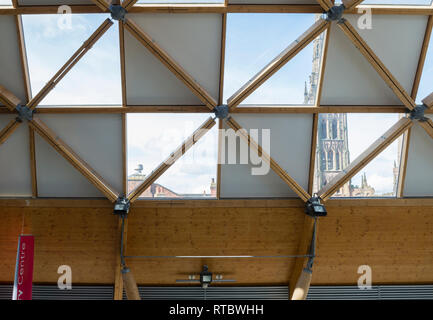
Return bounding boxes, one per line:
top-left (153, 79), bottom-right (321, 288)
top-left (224, 13), bottom-right (316, 105)
top-left (127, 114), bottom-right (218, 195)
top-left (16, 5), bottom-right (433, 198)
top-left (346, 113), bottom-right (401, 195)
top-left (22, 13), bottom-right (122, 106)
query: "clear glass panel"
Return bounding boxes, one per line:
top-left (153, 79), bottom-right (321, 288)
top-left (348, 140), bottom-right (402, 197)
top-left (0, 0), bottom-right (12, 6)
top-left (361, 0), bottom-right (432, 5)
top-left (335, 0), bottom-right (432, 5)
top-left (127, 114), bottom-right (218, 199)
top-left (224, 13), bottom-right (323, 106)
top-left (313, 113), bottom-right (404, 198)
top-left (417, 29), bottom-right (433, 104)
top-left (137, 0), bottom-right (224, 3)
top-left (22, 14), bottom-right (121, 106)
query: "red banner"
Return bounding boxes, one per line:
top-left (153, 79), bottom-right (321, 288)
top-left (13, 235), bottom-right (34, 300)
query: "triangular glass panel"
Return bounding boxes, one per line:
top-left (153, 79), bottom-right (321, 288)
top-left (127, 113), bottom-right (218, 198)
top-left (343, 140), bottom-right (402, 198)
top-left (360, 0), bottom-right (431, 5)
top-left (138, 0), bottom-right (224, 3)
top-left (321, 14), bottom-right (425, 106)
top-left (416, 29), bottom-right (433, 104)
top-left (313, 113), bottom-right (404, 198)
top-left (35, 133), bottom-right (105, 198)
top-left (22, 14), bottom-right (121, 106)
top-left (124, 12), bottom-right (220, 105)
top-left (224, 13), bottom-right (321, 106)
top-left (404, 115), bottom-right (433, 197)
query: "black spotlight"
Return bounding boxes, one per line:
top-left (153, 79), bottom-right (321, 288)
top-left (200, 265), bottom-right (213, 289)
top-left (113, 196), bottom-right (130, 216)
top-left (305, 196), bottom-right (327, 217)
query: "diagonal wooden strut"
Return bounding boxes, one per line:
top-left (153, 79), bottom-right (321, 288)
top-left (342, 0), bottom-right (364, 10)
top-left (122, 0), bottom-right (139, 11)
top-left (318, 117), bottom-right (413, 201)
top-left (27, 19), bottom-right (113, 109)
top-left (227, 19), bottom-right (330, 109)
top-left (224, 116), bottom-right (311, 202)
top-left (290, 215), bottom-right (316, 300)
top-left (124, 18), bottom-right (217, 111)
top-left (90, 0), bottom-right (110, 11)
top-left (316, 0), bottom-right (333, 11)
top-left (0, 119), bottom-right (21, 146)
top-left (418, 92), bottom-right (433, 139)
top-left (338, 19), bottom-right (417, 111)
top-left (418, 118), bottom-right (433, 141)
top-left (29, 117), bottom-right (119, 202)
top-left (0, 85), bottom-right (21, 111)
top-left (127, 117), bottom-right (216, 203)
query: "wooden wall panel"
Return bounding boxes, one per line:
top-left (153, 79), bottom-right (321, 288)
top-left (0, 207), bottom-right (118, 284)
top-left (314, 205), bottom-right (433, 285)
top-left (125, 207), bottom-right (304, 285)
top-left (1, 203), bottom-right (433, 286)
top-left (127, 207), bottom-right (304, 257)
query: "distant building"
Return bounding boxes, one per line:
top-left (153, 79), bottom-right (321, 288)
top-left (128, 164), bottom-right (216, 198)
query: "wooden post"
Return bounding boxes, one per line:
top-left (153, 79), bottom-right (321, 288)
top-left (114, 216), bottom-right (128, 300)
top-left (290, 215), bottom-right (316, 300)
top-left (122, 268), bottom-right (140, 300)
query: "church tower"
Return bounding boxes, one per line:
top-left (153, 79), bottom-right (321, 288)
top-left (313, 114), bottom-right (351, 195)
top-left (305, 15), bottom-right (352, 196)
top-left (304, 17), bottom-right (324, 106)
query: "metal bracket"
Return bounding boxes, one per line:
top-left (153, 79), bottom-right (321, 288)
top-left (409, 104), bottom-right (428, 122)
top-left (15, 104), bottom-right (34, 122)
top-left (109, 4), bottom-right (127, 22)
top-left (305, 196), bottom-right (327, 218)
top-left (113, 196), bottom-right (130, 217)
top-left (213, 104), bottom-right (229, 119)
top-left (325, 5), bottom-right (345, 22)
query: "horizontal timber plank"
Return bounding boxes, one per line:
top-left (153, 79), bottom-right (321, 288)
top-left (0, 105), bottom-right (421, 114)
top-left (1, 198), bottom-right (433, 208)
top-left (0, 4), bottom-right (432, 15)
top-left (1, 205), bottom-right (433, 285)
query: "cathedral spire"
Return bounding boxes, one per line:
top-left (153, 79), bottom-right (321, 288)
top-left (304, 81), bottom-right (308, 104)
top-left (361, 172), bottom-right (369, 189)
